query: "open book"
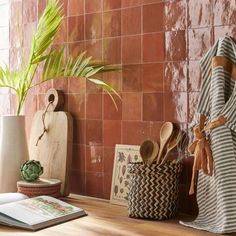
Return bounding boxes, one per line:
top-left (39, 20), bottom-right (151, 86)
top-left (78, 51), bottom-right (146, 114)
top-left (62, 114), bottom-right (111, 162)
top-left (0, 194), bottom-right (86, 230)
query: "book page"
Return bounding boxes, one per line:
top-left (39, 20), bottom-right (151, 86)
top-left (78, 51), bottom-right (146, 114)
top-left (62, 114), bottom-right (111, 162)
top-left (0, 196), bottom-right (82, 225)
top-left (0, 193), bottom-right (28, 205)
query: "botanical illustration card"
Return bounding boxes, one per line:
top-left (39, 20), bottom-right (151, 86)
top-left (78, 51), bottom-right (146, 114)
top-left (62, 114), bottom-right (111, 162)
top-left (110, 144), bottom-right (141, 206)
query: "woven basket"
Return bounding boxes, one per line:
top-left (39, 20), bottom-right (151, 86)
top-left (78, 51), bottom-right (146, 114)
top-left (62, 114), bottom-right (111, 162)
top-left (17, 179), bottom-right (61, 198)
top-left (127, 162), bottom-right (182, 220)
top-left (17, 185), bottom-right (61, 198)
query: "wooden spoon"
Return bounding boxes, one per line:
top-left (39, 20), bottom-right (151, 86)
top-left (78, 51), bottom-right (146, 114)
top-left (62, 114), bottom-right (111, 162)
top-left (160, 129), bottom-right (179, 164)
top-left (140, 140), bottom-right (159, 165)
top-left (156, 122), bottom-right (174, 164)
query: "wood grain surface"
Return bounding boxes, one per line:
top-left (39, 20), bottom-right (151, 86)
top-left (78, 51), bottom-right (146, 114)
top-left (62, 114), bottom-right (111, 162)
top-left (29, 111), bottom-right (73, 196)
top-left (0, 195), bottom-right (233, 236)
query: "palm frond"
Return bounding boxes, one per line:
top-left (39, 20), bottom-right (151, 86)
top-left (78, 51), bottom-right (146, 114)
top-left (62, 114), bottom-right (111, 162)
top-left (0, 0), bottom-right (120, 115)
top-left (38, 50), bottom-right (121, 107)
top-left (87, 78), bottom-right (121, 99)
top-left (88, 78), bottom-right (121, 110)
top-left (33, 0), bottom-right (63, 60)
top-left (40, 50), bottom-right (119, 92)
top-left (0, 65), bottom-right (19, 91)
top-left (41, 50), bottom-right (118, 81)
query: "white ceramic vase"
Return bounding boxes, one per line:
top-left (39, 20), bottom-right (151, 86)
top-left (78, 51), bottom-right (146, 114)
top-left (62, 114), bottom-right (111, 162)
top-left (0, 116), bottom-right (29, 192)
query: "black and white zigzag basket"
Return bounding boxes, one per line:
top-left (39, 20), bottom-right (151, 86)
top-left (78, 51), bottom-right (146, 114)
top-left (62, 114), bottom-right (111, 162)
top-left (127, 162), bottom-right (182, 220)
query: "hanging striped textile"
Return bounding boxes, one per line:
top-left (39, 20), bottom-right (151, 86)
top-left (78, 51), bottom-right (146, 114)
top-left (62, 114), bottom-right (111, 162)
top-left (180, 36), bottom-right (236, 234)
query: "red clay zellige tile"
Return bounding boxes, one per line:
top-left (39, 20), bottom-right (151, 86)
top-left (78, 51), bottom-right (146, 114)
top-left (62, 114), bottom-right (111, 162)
top-left (122, 121), bottom-right (151, 145)
top-left (38, 0), bottom-right (46, 17)
top-left (86, 120), bottom-right (103, 145)
top-left (68, 0), bottom-right (84, 16)
top-left (68, 94), bottom-right (85, 120)
top-left (188, 0), bottom-right (212, 28)
top-left (85, 0), bottom-right (102, 13)
top-left (54, 18), bottom-right (67, 44)
top-left (122, 35), bottom-right (141, 64)
top-left (70, 170), bottom-right (86, 195)
top-left (213, 0), bottom-right (235, 26)
top-left (71, 144), bottom-right (86, 171)
top-left (85, 172), bottom-right (104, 198)
top-left (68, 41), bottom-right (85, 59)
top-left (85, 39), bottom-right (103, 61)
top-left (121, 0), bottom-right (141, 7)
top-left (103, 120), bottom-right (122, 146)
top-left (165, 30), bottom-right (186, 61)
top-left (103, 173), bottom-right (112, 199)
top-left (122, 93), bottom-right (142, 121)
top-left (68, 77), bottom-right (86, 94)
top-left (188, 92), bottom-right (200, 122)
top-left (23, 0), bottom-right (37, 23)
top-left (165, 0), bottom-right (186, 31)
top-left (164, 92), bottom-right (188, 123)
top-left (143, 93), bottom-right (164, 121)
top-left (143, 3), bottom-right (164, 33)
top-left (58, 0), bottom-right (68, 16)
top-left (164, 62), bottom-right (187, 92)
top-left (103, 70), bottom-right (122, 92)
top-left (103, 147), bottom-right (115, 173)
top-left (53, 77), bottom-right (68, 93)
top-left (74, 119), bottom-right (86, 144)
top-left (143, 63), bottom-right (163, 92)
top-left (103, 94), bottom-right (122, 120)
top-left (122, 64), bottom-right (142, 92)
top-left (188, 60), bottom-right (201, 92)
top-left (103, 37), bottom-right (121, 64)
top-left (86, 93), bottom-right (102, 120)
top-left (103, 10), bottom-right (121, 37)
top-left (188, 28), bottom-right (212, 60)
top-left (86, 144), bottom-right (103, 172)
top-left (143, 33), bottom-right (165, 62)
top-left (85, 13), bottom-right (102, 39)
top-left (103, 0), bottom-right (121, 11)
top-left (68, 16), bottom-right (84, 42)
top-left (122, 7), bottom-right (141, 35)
top-left (214, 25), bottom-right (236, 42)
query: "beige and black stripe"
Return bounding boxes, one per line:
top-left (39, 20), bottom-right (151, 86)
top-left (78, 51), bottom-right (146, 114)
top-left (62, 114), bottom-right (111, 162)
top-left (180, 36), bottom-right (236, 234)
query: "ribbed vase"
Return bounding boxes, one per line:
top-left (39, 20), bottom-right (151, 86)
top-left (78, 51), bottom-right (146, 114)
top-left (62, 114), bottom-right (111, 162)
top-left (0, 116), bottom-right (29, 192)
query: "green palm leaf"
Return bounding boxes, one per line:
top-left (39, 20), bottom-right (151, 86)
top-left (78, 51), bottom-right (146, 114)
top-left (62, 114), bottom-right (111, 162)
top-left (0, 0), bottom-right (120, 115)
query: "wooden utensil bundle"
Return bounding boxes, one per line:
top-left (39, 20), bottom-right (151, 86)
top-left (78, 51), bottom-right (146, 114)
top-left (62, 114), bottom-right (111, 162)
top-left (140, 122), bottom-right (189, 165)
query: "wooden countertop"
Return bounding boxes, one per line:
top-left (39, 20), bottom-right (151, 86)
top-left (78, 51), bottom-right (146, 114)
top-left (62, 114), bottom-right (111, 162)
top-left (0, 195), bottom-right (233, 236)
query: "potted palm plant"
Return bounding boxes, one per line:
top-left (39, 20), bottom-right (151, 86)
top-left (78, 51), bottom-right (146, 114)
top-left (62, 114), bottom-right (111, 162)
top-left (0, 0), bottom-right (119, 192)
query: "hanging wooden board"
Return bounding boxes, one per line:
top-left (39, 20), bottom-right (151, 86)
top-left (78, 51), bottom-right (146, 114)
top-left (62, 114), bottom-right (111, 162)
top-left (29, 111), bottom-right (73, 196)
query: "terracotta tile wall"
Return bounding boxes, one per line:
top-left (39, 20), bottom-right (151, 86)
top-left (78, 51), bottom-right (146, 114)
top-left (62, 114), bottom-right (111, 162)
top-left (6, 0), bottom-right (236, 214)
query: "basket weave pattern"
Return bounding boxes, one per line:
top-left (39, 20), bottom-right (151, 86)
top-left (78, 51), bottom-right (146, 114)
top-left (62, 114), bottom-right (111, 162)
top-left (17, 185), bottom-right (61, 198)
top-left (128, 162), bottom-right (182, 220)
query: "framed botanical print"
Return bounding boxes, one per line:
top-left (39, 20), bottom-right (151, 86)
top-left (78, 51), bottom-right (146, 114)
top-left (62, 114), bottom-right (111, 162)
top-left (110, 144), bottom-right (142, 206)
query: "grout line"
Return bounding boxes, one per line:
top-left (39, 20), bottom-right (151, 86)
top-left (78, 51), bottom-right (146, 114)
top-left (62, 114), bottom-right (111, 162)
top-left (120, 1), bottom-right (124, 144)
top-left (82, 0), bottom-right (88, 196)
top-left (162, 0), bottom-right (166, 122)
top-left (211, 0), bottom-right (215, 43)
top-left (140, 4), bottom-right (144, 122)
top-left (186, 0), bottom-right (189, 126)
top-left (101, 0), bottom-right (105, 197)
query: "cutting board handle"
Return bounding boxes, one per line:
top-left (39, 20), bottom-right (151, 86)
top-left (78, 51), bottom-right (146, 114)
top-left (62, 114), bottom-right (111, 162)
top-left (45, 88), bottom-right (64, 112)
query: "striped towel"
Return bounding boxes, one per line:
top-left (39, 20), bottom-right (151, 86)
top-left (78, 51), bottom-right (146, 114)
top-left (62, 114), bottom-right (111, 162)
top-left (180, 36), bottom-right (236, 234)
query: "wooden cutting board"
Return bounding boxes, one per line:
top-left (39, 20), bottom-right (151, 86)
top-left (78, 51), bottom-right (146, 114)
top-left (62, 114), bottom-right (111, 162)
top-left (29, 111), bottom-right (73, 196)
